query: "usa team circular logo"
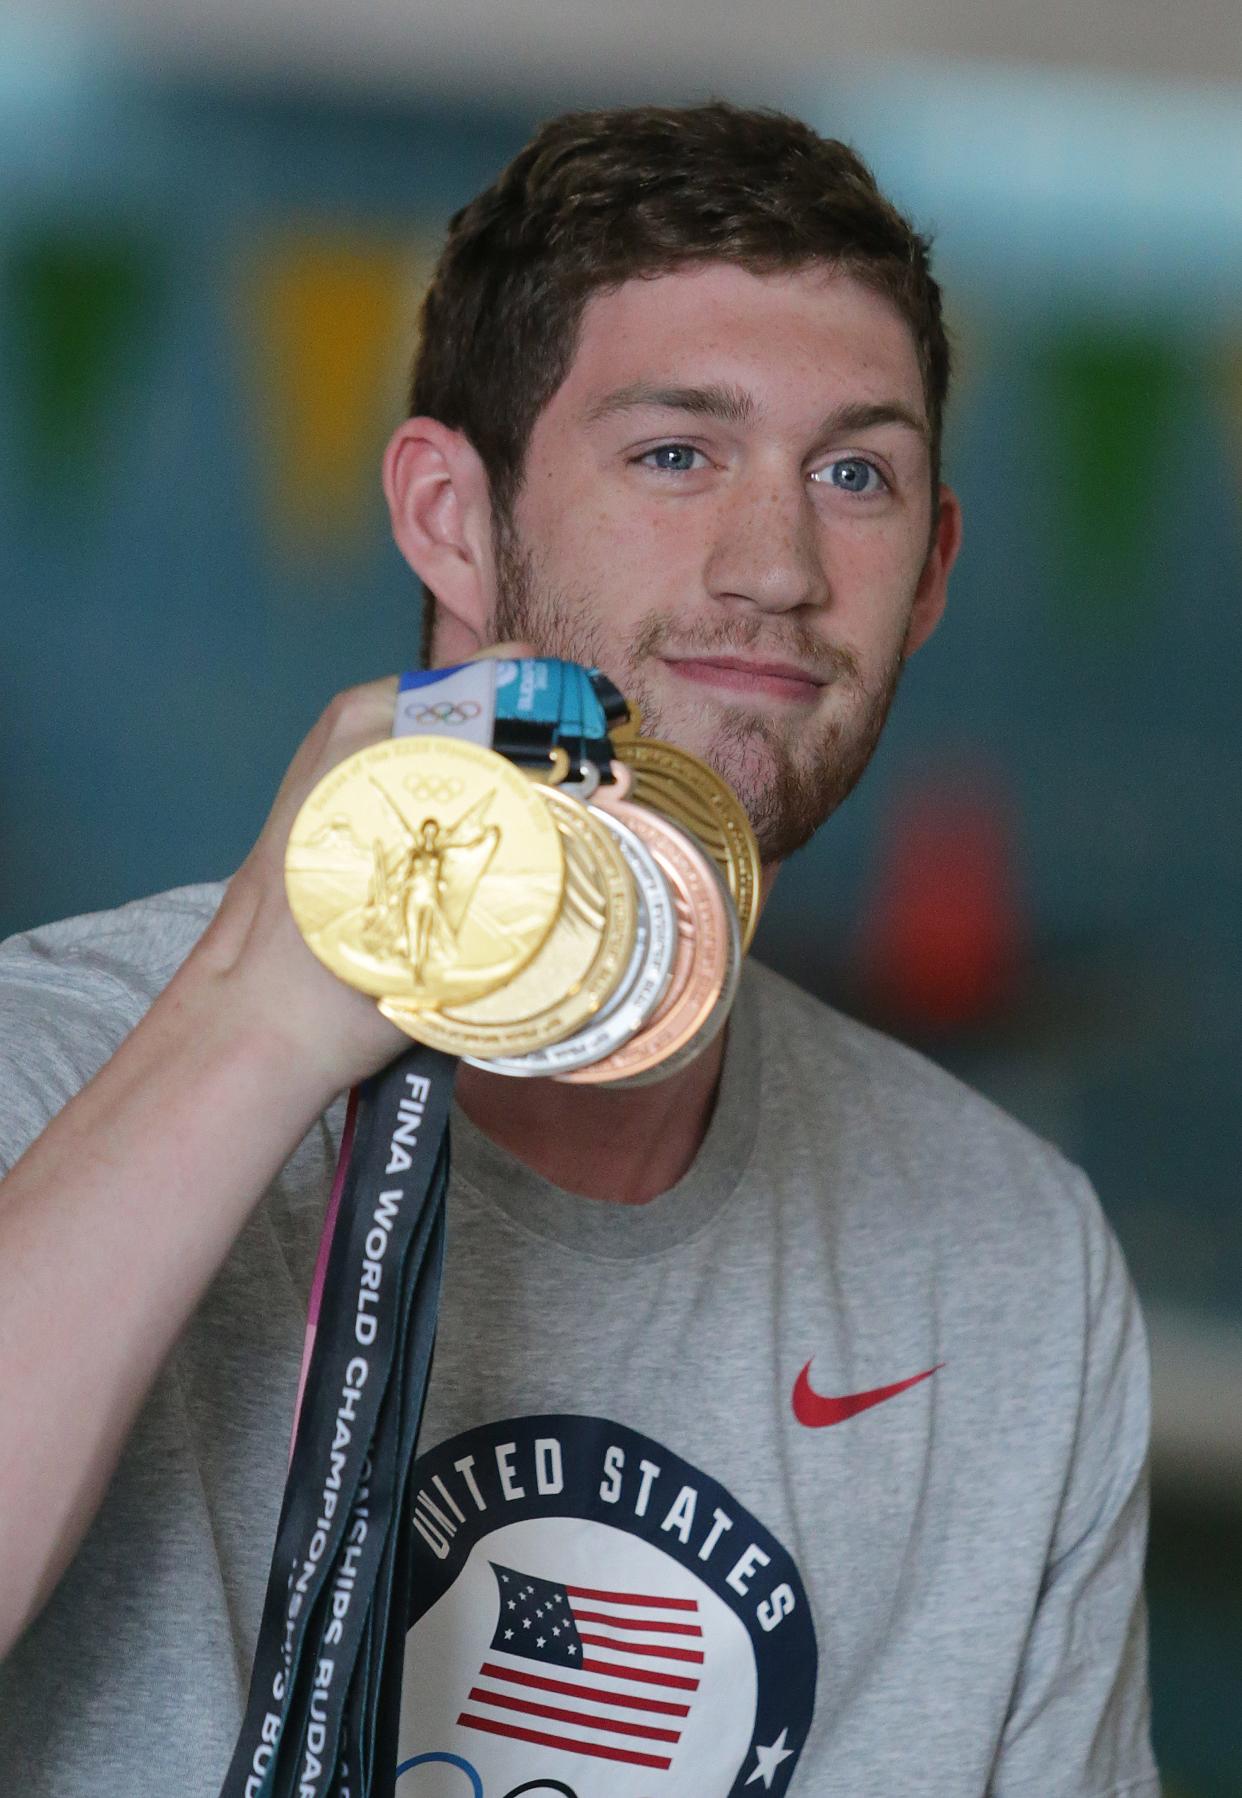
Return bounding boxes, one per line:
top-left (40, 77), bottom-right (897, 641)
top-left (396, 1416), bottom-right (817, 1795)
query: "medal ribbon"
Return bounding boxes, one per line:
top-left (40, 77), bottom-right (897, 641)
top-left (220, 659), bottom-right (614, 1798)
top-left (397, 656), bottom-right (619, 776)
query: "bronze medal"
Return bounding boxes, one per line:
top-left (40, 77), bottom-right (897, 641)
top-left (557, 764), bottom-right (732, 1085)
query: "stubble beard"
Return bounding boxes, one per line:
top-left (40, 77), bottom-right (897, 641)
top-left (493, 522), bottom-right (906, 864)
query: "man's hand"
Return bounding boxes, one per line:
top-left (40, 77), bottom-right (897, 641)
top-left (189, 643), bottom-right (535, 1105)
top-left (196, 675), bottom-right (410, 1105)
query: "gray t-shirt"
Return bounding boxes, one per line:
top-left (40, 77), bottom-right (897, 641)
top-left (0, 885), bottom-right (1158, 1797)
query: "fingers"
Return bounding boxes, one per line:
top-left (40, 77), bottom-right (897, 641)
top-left (316, 675), bottom-right (401, 748)
top-left (466, 641), bottom-right (536, 661)
top-left (258, 676), bottom-right (401, 858)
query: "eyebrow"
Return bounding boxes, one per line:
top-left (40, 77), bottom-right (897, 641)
top-left (818, 400), bottom-right (929, 445)
top-left (584, 382), bottom-right (756, 426)
top-left (583, 382), bottom-right (928, 445)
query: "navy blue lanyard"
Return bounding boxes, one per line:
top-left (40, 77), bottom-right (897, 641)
top-left (220, 660), bottom-right (621, 1798)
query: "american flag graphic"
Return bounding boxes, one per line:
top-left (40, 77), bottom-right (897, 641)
top-left (456, 1561), bottom-right (703, 1773)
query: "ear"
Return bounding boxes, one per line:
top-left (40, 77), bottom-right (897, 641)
top-left (903, 484), bottom-right (963, 659)
top-left (382, 417), bottom-right (498, 662)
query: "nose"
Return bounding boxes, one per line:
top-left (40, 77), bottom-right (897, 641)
top-left (702, 467), bottom-right (829, 615)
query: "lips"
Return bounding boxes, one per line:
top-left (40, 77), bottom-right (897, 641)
top-left (661, 656), bottom-right (825, 701)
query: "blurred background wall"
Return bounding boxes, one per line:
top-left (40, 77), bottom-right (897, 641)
top-left (2, 3), bottom-right (1240, 1788)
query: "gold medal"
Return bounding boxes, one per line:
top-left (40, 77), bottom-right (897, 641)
top-left (380, 784), bottom-right (636, 1059)
top-left (614, 737), bottom-right (761, 953)
top-left (285, 735), bottom-right (564, 1006)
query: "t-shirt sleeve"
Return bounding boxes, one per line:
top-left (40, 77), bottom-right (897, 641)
top-left (0, 892), bottom-right (214, 1177)
top-left (990, 1171), bottom-right (1160, 1797)
top-left (0, 947), bottom-right (142, 1177)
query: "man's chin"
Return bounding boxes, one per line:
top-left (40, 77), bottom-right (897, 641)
top-left (715, 741), bottom-right (833, 864)
top-left (636, 658), bottom-right (906, 864)
top-left (630, 695), bottom-right (833, 865)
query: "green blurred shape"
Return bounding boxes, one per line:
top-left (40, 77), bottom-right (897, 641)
top-left (1042, 332), bottom-right (1181, 639)
top-left (8, 225), bottom-right (162, 508)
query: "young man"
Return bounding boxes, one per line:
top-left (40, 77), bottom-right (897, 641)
top-left (0, 104), bottom-right (1156, 1795)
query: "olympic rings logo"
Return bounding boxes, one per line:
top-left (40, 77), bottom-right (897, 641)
top-left (395, 1752), bottom-right (577, 1797)
top-left (402, 776), bottom-right (466, 804)
top-left (411, 700), bottom-right (483, 726)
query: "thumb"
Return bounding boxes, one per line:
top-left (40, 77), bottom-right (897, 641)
top-left (466, 640), bottom-right (536, 662)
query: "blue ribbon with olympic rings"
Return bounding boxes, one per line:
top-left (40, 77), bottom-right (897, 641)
top-left (395, 658), bottom-right (622, 775)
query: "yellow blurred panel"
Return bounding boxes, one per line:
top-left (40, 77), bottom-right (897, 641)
top-left (244, 231), bottom-right (431, 557)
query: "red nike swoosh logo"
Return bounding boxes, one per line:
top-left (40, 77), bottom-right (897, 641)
top-left (792, 1359), bottom-right (944, 1427)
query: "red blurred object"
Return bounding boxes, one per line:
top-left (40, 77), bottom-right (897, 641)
top-left (854, 770), bottom-right (1028, 1033)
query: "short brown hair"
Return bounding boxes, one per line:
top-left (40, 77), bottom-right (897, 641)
top-left (411, 101), bottom-right (951, 655)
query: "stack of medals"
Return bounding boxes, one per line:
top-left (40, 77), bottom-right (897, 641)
top-left (286, 655), bottom-right (760, 1080)
top-left (219, 659), bottom-right (758, 1798)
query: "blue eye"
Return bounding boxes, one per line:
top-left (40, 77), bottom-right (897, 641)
top-left (815, 457), bottom-right (887, 495)
top-left (640, 444), bottom-right (704, 473)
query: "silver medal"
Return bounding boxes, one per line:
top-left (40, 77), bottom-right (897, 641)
top-left (605, 851), bottom-right (742, 1088)
top-left (465, 803), bottom-right (677, 1078)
